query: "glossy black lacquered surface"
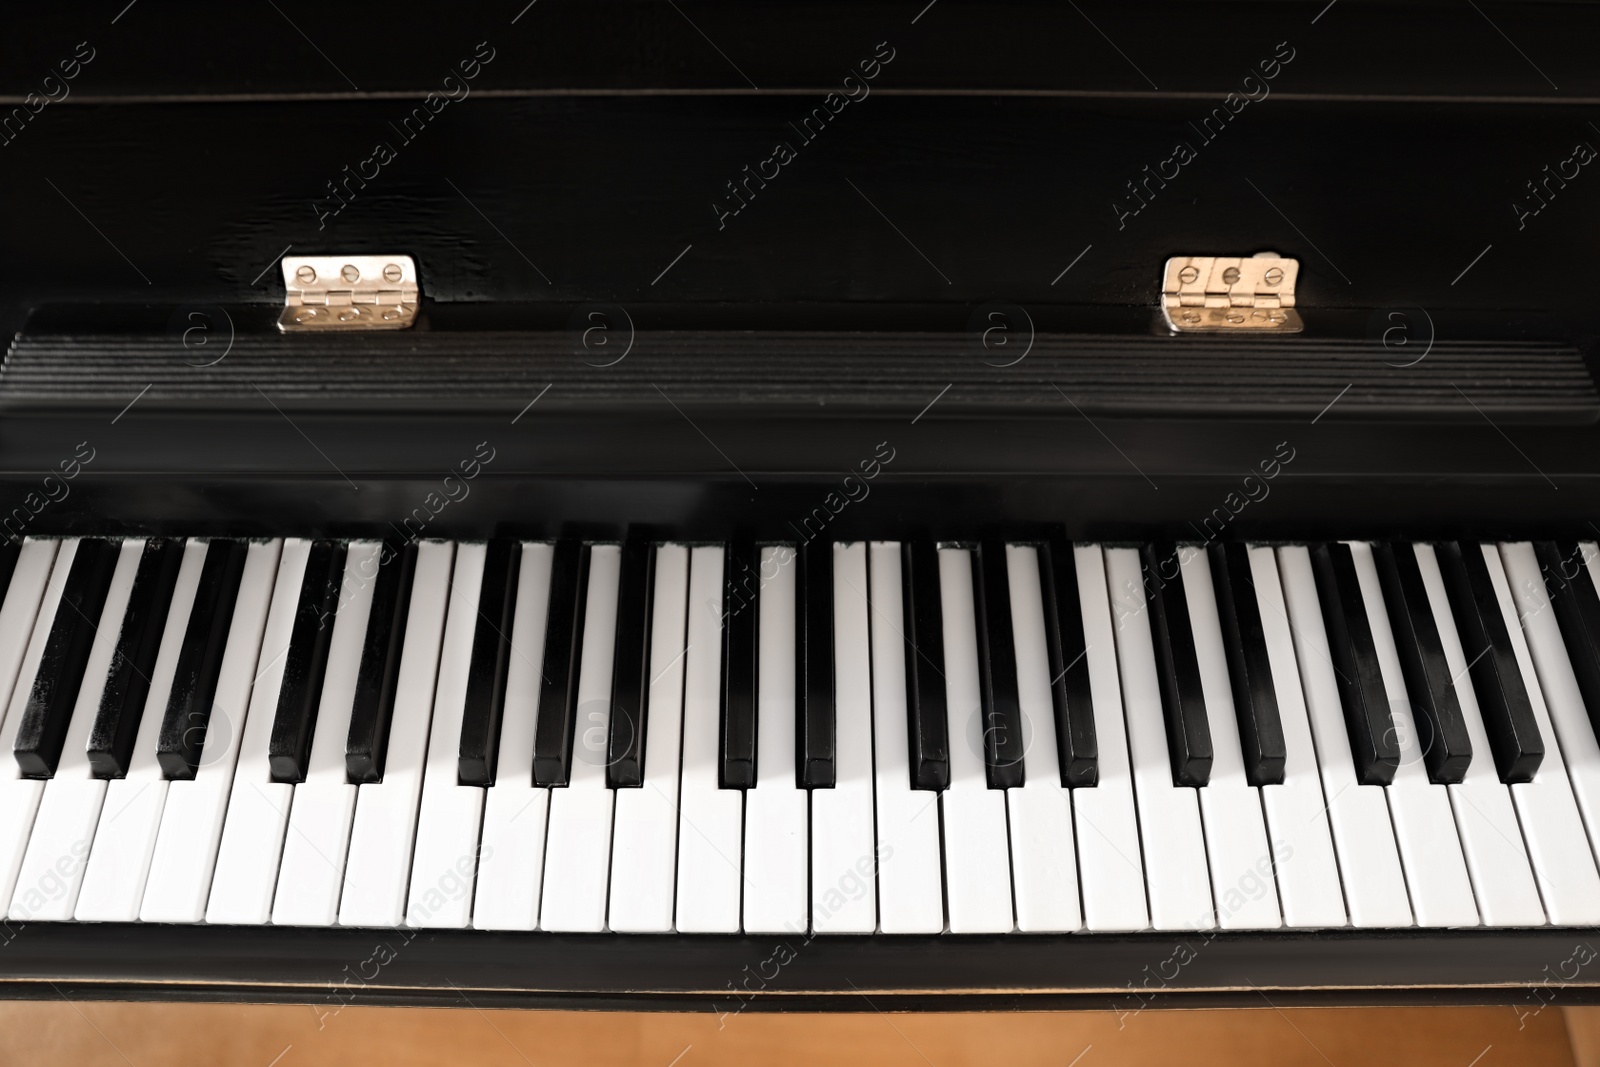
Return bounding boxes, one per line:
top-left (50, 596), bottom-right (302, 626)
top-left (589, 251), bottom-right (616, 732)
top-left (1141, 544), bottom-right (1212, 787)
top-left (1310, 542), bottom-right (1400, 786)
top-left (156, 540), bottom-right (247, 780)
top-left (902, 541), bottom-right (950, 791)
top-left (267, 540), bottom-right (345, 784)
top-left (345, 541), bottom-right (416, 784)
top-left (1207, 542), bottom-right (1285, 787)
top-left (87, 537), bottom-right (182, 778)
top-left (607, 540), bottom-right (655, 789)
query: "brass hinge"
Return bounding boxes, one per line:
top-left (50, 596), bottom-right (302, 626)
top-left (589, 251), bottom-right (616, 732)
top-left (1161, 252), bottom-right (1302, 334)
top-left (278, 254), bottom-right (419, 332)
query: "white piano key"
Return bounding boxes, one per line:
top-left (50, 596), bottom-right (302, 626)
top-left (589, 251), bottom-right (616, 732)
top-left (938, 546), bottom-right (1013, 934)
top-left (1004, 544), bottom-right (1082, 933)
top-left (1500, 541), bottom-right (1600, 909)
top-left (206, 539), bottom-right (315, 924)
top-left (1103, 547), bottom-right (1214, 931)
top-left (0, 539), bottom-right (71, 909)
top-left (863, 543), bottom-right (943, 935)
top-left (811, 542), bottom-right (877, 934)
top-left (272, 541), bottom-right (381, 926)
top-left (77, 539), bottom-right (207, 923)
top-left (1485, 543), bottom-right (1600, 925)
top-left (339, 540), bottom-right (453, 928)
top-left (1348, 541), bottom-right (1478, 928)
top-left (140, 540), bottom-right (281, 923)
top-left (1246, 546), bottom-right (1346, 929)
top-left (1179, 547), bottom-right (1281, 931)
top-left (473, 542), bottom-right (554, 932)
top-left (406, 542), bottom-right (486, 929)
top-left (540, 544), bottom-right (621, 933)
top-left (1412, 543), bottom-right (1545, 926)
top-left (1070, 544), bottom-right (1149, 933)
top-left (608, 544), bottom-right (690, 933)
top-left (9, 539), bottom-right (143, 921)
top-left (675, 545), bottom-right (743, 933)
top-left (1277, 545), bottom-right (1412, 927)
top-left (743, 545), bottom-right (810, 936)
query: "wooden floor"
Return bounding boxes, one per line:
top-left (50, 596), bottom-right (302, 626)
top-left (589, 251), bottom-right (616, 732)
top-left (0, 1002), bottom-right (1594, 1066)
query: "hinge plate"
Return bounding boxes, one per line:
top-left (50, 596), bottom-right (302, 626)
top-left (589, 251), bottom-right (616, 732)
top-left (1161, 252), bottom-right (1302, 334)
top-left (278, 254), bottom-right (419, 332)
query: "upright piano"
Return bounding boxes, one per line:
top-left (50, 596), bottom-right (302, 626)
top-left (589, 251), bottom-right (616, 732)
top-left (1, 0), bottom-right (1599, 1011)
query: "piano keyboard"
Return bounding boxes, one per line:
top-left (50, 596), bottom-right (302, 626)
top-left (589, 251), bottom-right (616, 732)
top-left (3, 534), bottom-right (1600, 934)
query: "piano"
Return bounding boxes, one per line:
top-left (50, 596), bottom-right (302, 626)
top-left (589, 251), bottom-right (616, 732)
top-left (2, 0), bottom-right (1600, 1012)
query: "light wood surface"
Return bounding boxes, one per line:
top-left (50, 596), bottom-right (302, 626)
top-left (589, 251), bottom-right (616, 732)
top-left (0, 1002), bottom-right (1584, 1066)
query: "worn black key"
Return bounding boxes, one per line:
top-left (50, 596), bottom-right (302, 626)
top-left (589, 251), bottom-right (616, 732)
top-left (1310, 542), bottom-right (1400, 785)
top-left (1039, 537), bottom-right (1097, 787)
top-left (345, 541), bottom-right (416, 783)
top-left (797, 540), bottom-right (835, 788)
top-left (457, 540), bottom-right (520, 786)
top-left (157, 539), bottom-right (247, 779)
top-left (608, 541), bottom-right (655, 788)
top-left (533, 540), bottom-right (590, 786)
top-left (901, 541), bottom-right (949, 791)
top-left (1140, 544), bottom-right (1212, 787)
top-left (87, 538), bottom-right (184, 778)
top-left (267, 540), bottom-right (346, 784)
top-left (720, 541), bottom-right (759, 789)
top-left (1208, 542), bottom-right (1286, 787)
top-left (974, 541), bottom-right (1025, 789)
top-left (14, 539), bottom-right (120, 778)
top-left (1439, 541), bottom-right (1543, 783)
top-left (1374, 542), bottom-right (1474, 784)
top-left (1535, 541), bottom-right (1600, 744)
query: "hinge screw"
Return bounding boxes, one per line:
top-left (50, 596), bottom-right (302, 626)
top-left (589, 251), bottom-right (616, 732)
top-left (295, 265), bottom-right (317, 284)
top-left (341, 264), bottom-right (361, 283)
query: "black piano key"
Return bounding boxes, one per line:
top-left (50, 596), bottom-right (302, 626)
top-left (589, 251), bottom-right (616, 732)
top-left (458, 540), bottom-right (521, 786)
top-left (1535, 541), bottom-right (1600, 745)
top-left (1038, 537), bottom-right (1097, 788)
top-left (901, 541), bottom-right (950, 791)
top-left (1374, 542), bottom-right (1475, 784)
top-left (1439, 541), bottom-right (1544, 783)
top-left (345, 541), bottom-right (417, 784)
top-left (797, 540), bottom-right (836, 789)
top-left (1309, 542), bottom-right (1401, 786)
top-left (974, 541), bottom-right (1025, 789)
top-left (1207, 542), bottom-right (1287, 787)
top-left (533, 540), bottom-right (590, 787)
top-left (607, 541), bottom-right (655, 788)
top-left (14, 538), bottom-right (120, 778)
top-left (157, 539), bottom-right (247, 779)
top-left (267, 540), bottom-right (347, 784)
top-left (86, 538), bottom-right (184, 778)
top-left (1140, 544), bottom-right (1213, 787)
top-left (720, 541), bottom-right (759, 789)
top-left (0, 542), bottom-right (21, 609)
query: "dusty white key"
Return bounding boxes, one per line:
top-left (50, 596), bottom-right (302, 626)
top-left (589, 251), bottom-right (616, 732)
top-left (339, 541), bottom-right (453, 928)
top-left (1348, 541), bottom-right (1478, 927)
top-left (1277, 545), bottom-right (1412, 927)
top-left (1485, 544), bottom-right (1600, 924)
top-left (675, 546), bottom-right (743, 933)
top-left (1180, 547), bottom-right (1281, 930)
top-left (473, 542), bottom-right (554, 932)
top-left (76, 538), bottom-right (208, 923)
top-left (0, 539), bottom-right (70, 908)
top-left (1004, 544), bottom-right (1082, 933)
top-left (540, 545), bottom-right (621, 932)
top-left (206, 540), bottom-right (316, 924)
top-left (407, 543), bottom-right (487, 929)
top-left (1070, 545), bottom-right (1149, 932)
top-left (1413, 544), bottom-right (1545, 926)
top-left (811, 542), bottom-right (877, 933)
top-left (863, 543), bottom-right (943, 935)
top-left (1501, 543), bottom-right (1600, 900)
top-left (272, 542), bottom-right (381, 926)
top-left (1247, 546), bottom-right (1346, 929)
top-left (938, 546), bottom-right (1013, 934)
top-left (1103, 547), bottom-right (1214, 931)
top-left (9, 540), bottom-right (143, 921)
top-left (609, 544), bottom-right (690, 933)
top-left (743, 545), bottom-right (810, 935)
top-left (140, 540), bottom-right (281, 923)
